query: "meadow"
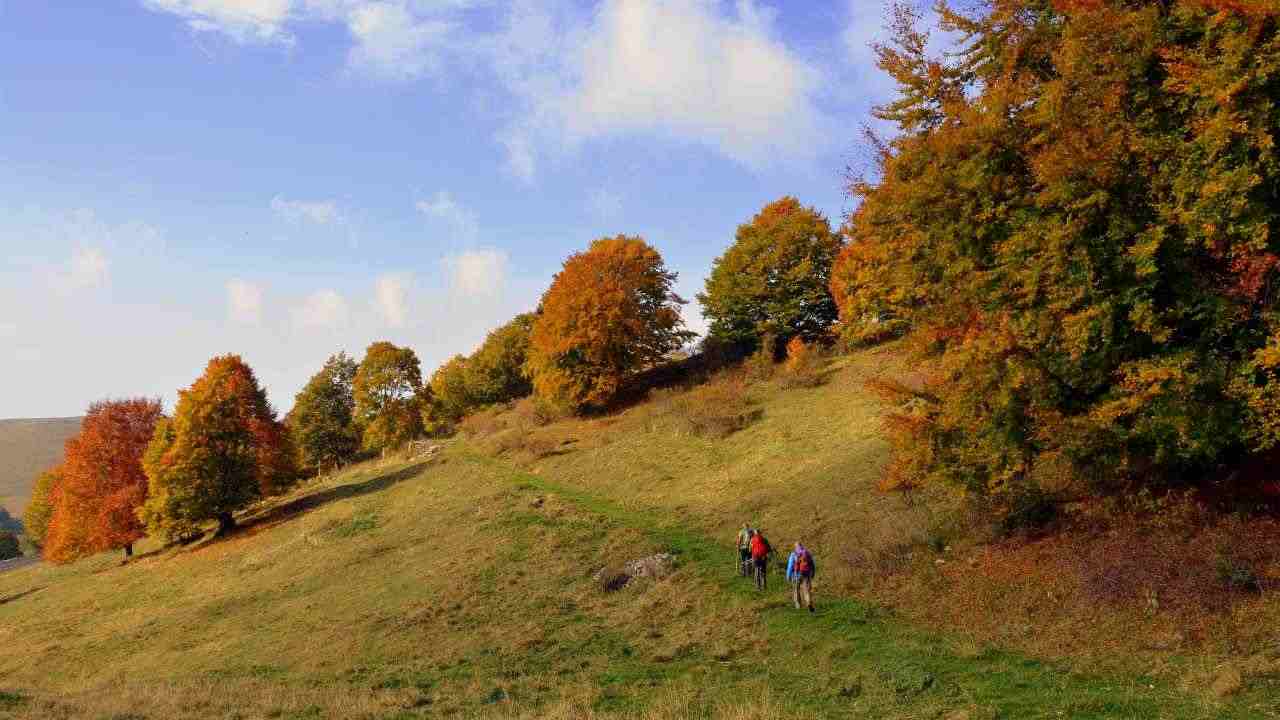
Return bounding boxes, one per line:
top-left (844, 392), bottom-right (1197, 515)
top-left (1, 346), bottom-right (1276, 719)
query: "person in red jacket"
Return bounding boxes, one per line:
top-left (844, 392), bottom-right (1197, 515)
top-left (749, 529), bottom-right (773, 591)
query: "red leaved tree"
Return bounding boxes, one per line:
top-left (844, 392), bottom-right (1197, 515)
top-left (43, 399), bottom-right (163, 563)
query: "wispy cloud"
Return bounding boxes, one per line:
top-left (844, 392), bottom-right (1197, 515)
top-left (58, 247), bottom-right (110, 292)
top-left (271, 194), bottom-right (343, 225)
top-left (587, 188), bottom-right (622, 220)
top-left (141, 0), bottom-right (295, 45)
top-left (416, 191), bottom-right (478, 240)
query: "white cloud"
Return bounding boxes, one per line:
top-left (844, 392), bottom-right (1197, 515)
top-left (141, 0), bottom-right (295, 44)
top-left (271, 195), bottom-right (342, 225)
top-left (444, 248), bottom-right (507, 297)
top-left (345, 2), bottom-right (450, 80)
top-left (293, 289), bottom-right (350, 328)
top-left (492, 0), bottom-right (827, 180)
top-left (0, 321), bottom-right (17, 340)
top-left (61, 247), bottom-right (110, 291)
top-left (415, 191), bottom-right (478, 240)
top-left (226, 279), bottom-right (264, 325)
top-left (374, 273), bottom-right (411, 327)
top-left (587, 188), bottom-right (622, 220)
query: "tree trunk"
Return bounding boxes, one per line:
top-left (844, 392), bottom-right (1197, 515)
top-left (217, 512), bottom-right (236, 536)
top-left (123, 543), bottom-right (133, 559)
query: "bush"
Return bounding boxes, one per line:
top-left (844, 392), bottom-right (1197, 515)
top-left (0, 532), bottom-right (20, 561)
top-left (780, 337), bottom-right (824, 389)
top-left (645, 373), bottom-right (762, 439)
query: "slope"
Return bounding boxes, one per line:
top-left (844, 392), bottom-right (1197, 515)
top-left (0, 347), bottom-right (1275, 718)
top-left (0, 418), bottom-right (80, 516)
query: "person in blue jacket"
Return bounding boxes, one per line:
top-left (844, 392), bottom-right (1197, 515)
top-left (786, 541), bottom-right (816, 612)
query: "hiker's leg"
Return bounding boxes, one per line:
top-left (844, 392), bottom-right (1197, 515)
top-left (803, 577), bottom-right (813, 610)
top-left (792, 580), bottom-right (801, 609)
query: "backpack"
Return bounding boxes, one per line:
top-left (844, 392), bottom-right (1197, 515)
top-left (795, 551), bottom-right (812, 577)
top-left (750, 533), bottom-right (768, 560)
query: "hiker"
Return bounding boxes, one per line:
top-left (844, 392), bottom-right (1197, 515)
top-left (736, 523), bottom-right (755, 577)
top-left (786, 541), bottom-right (817, 612)
top-left (749, 528), bottom-right (773, 591)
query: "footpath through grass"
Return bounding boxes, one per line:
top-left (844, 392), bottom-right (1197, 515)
top-left (472, 451), bottom-right (1272, 720)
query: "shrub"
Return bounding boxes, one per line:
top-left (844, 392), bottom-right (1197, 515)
top-left (0, 532), bottom-right (19, 561)
top-left (646, 373), bottom-right (762, 439)
top-left (780, 337), bottom-right (824, 389)
top-left (21, 467), bottom-right (60, 549)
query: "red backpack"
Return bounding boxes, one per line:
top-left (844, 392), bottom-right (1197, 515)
top-left (750, 533), bottom-right (768, 560)
top-left (795, 551), bottom-right (812, 576)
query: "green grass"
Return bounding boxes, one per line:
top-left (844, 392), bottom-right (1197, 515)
top-left (0, 348), bottom-right (1276, 718)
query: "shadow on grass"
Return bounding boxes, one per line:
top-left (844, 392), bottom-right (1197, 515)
top-left (0, 586), bottom-right (43, 607)
top-left (183, 460), bottom-right (433, 553)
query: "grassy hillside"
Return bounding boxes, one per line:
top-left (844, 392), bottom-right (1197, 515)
top-left (0, 348), bottom-right (1276, 718)
top-left (0, 418), bottom-right (80, 516)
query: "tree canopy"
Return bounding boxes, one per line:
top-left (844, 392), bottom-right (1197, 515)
top-left (831, 0), bottom-right (1280, 511)
top-left (425, 313), bottom-right (537, 432)
top-left (141, 355), bottom-right (295, 539)
top-left (527, 235), bottom-right (692, 410)
top-left (287, 352), bottom-right (360, 474)
top-left (43, 399), bottom-right (163, 562)
top-left (22, 467), bottom-right (60, 549)
top-left (699, 197), bottom-right (842, 351)
top-left (353, 341), bottom-right (425, 451)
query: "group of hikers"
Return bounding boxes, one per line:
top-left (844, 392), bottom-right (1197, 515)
top-left (735, 523), bottom-right (816, 612)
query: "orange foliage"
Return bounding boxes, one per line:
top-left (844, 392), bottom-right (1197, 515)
top-left (526, 235), bottom-right (692, 410)
top-left (43, 399), bottom-right (163, 563)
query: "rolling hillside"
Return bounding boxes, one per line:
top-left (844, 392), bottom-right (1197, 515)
top-left (0, 418), bottom-right (80, 517)
top-left (0, 348), bottom-right (1276, 718)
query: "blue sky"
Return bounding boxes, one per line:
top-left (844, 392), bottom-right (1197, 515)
top-left (0, 0), bottom-right (909, 418)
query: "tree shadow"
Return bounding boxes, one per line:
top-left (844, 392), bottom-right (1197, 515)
top-left (206, 460), bottom-right (434, 545)
top-left (0, 586), bottom-right (43, 606)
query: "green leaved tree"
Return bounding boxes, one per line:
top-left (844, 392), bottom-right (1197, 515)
top-left (287, 352), bottom-right (360, 475)
top-left (699, 197), bottom-right (842, 353)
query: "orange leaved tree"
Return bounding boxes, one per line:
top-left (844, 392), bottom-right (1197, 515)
top-left (526, 235), bottom-right (692, 411)
top-left (141, 355), bottom-right (296, 540)
top-left (43, 399), bottom-right (163, 563)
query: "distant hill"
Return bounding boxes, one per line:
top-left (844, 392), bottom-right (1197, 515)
top-left (0, 417), bottom-right (80, 516)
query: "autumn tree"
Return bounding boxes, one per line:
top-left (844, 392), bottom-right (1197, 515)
top-left (287, 352), bottom-right (360, 474)
top-left (353, 341), bottom-right (424, 451)
top-left (699, 197), bottom-right (842, 353)
top-left (425, 354), bottom-right (474, 434)
top-left (41, 399), bottom-right (163, 562)
top-left (141, 355), bottom-right (296, 539)
top-left (21, 467), bottom-right (60, 549)
top-left (526, 235), bottom-right (693, 411)
top-left (831, 1), bottom-right (1280, 516)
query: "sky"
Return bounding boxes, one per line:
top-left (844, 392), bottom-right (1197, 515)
top-left (0, 0), bottom-right (916, 419)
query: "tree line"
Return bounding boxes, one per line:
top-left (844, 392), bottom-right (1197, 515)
top-left (22, 200), bottom-right (842, 563)
top-left (22, 0), bottom-right (1278, 562)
